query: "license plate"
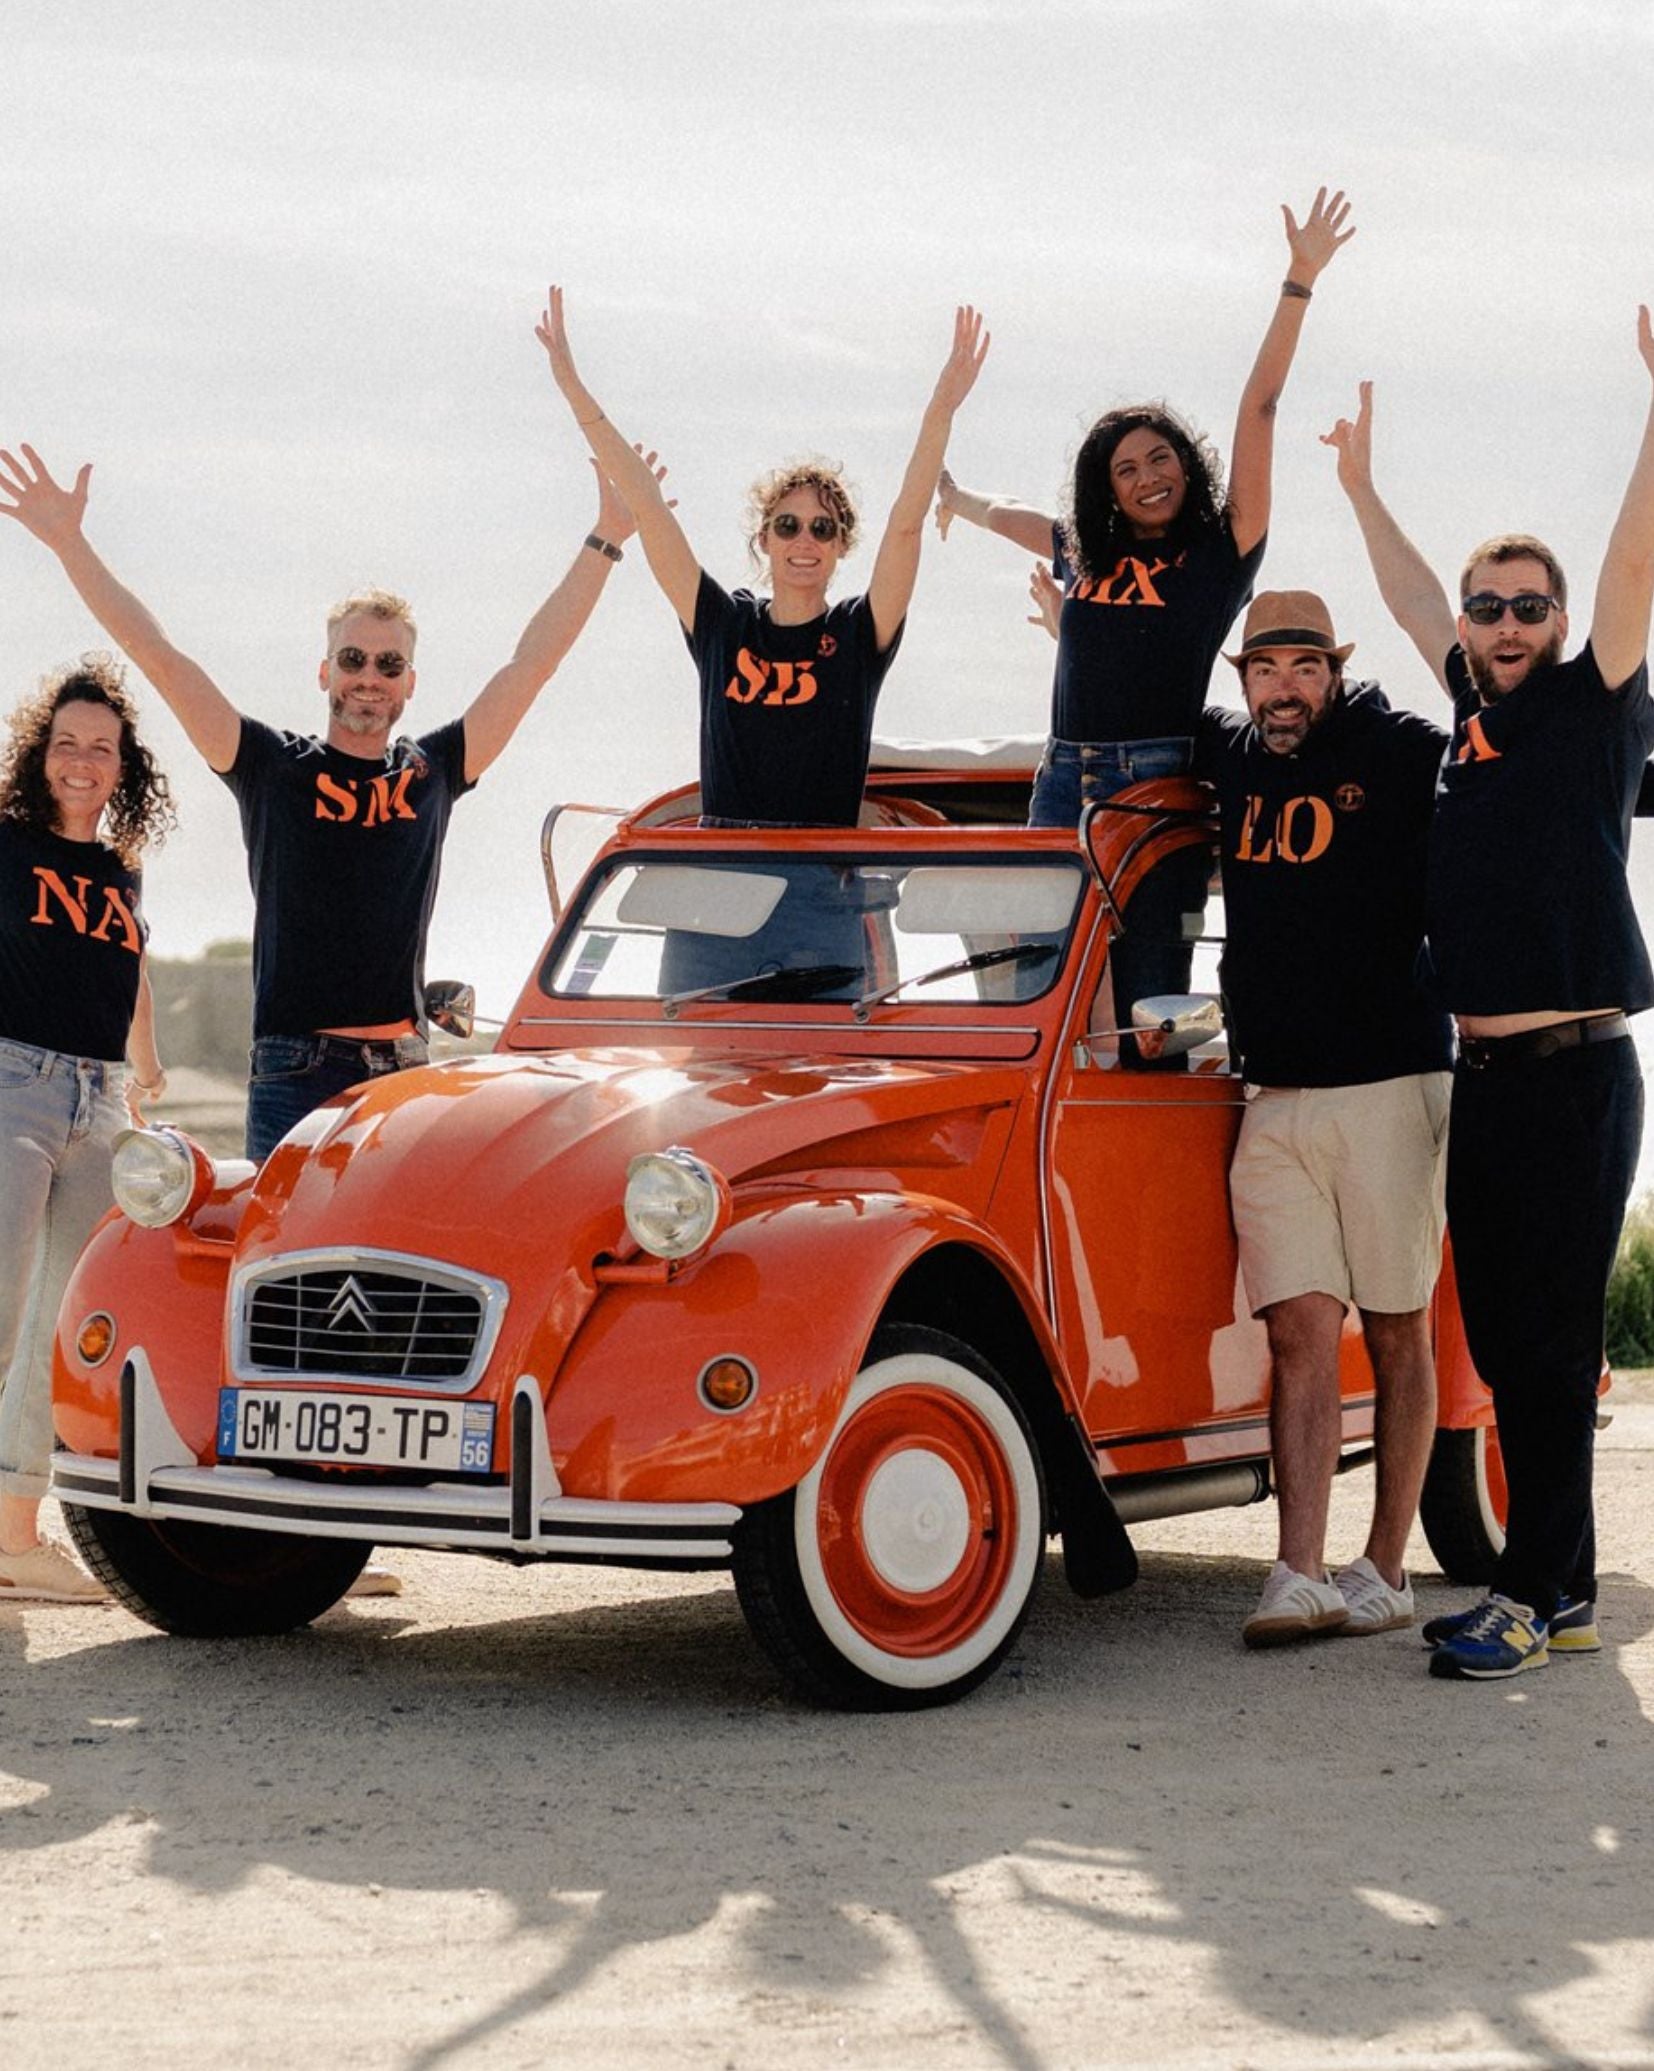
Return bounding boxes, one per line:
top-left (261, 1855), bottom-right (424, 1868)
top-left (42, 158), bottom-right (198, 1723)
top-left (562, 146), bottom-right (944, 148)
top-left (217, 1389), bottom-right (496, 1474)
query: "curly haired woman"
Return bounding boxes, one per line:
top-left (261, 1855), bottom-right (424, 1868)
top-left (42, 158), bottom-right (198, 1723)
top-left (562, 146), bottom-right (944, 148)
top-left (0, 655), bottom-right (173, 1600)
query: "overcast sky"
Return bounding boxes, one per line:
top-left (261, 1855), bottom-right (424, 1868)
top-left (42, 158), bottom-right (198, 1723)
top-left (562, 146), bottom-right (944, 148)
top-left (6, 0), bottom-right (1654, 1151)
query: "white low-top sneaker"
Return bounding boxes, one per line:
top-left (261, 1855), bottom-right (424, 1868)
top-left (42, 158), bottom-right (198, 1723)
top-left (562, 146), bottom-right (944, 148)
top-left (1242, 1560), bottom-right (1350, 1648)
top-left (1332, 1555), bottom-right (1415, 1635)
top-left (0, 1539), bottom-right (107, 1603)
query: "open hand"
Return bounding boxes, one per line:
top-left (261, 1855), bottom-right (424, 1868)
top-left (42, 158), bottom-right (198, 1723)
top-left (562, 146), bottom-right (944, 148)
top-left (1027, 562), bottom-right (1062, 640)
top-left (932, 305), bottom-right (990, 416)
top-left (0, 444), bottom-right (92, 551)
top-left (535, 285), bottom-right (587, 403)
top-left (1282, 186), bottom-right (1355, 285)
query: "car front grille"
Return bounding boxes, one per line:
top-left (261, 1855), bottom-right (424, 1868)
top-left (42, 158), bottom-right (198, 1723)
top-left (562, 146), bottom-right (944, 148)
top-left (238, 1263), bottom-right (489, 1384)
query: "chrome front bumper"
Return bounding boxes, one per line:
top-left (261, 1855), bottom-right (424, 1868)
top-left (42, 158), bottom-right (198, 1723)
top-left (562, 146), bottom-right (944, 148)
top-left (50, 1349), bottom-right (741, 1566)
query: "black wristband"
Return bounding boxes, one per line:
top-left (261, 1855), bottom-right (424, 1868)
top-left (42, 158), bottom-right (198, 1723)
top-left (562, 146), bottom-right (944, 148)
top-left (1280, 279), bottom-right (1313, 301)
top-left (585, 533), bottom-right (623, 562)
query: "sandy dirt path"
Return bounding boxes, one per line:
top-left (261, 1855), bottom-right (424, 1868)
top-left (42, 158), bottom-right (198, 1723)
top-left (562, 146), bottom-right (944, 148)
top-left (3, 1383), bottom-right (1652, 2071)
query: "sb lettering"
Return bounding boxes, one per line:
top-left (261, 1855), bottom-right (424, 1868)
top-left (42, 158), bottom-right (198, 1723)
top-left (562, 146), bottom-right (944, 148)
top-left (724, 651), bottom-right (820, 707)
top-left (1235, 794), bottom-right (1335, 865)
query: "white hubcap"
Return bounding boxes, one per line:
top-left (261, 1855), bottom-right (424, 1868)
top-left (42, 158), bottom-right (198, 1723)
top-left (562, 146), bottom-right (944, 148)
top-left (859, 1448), bottom-right (972, 1592)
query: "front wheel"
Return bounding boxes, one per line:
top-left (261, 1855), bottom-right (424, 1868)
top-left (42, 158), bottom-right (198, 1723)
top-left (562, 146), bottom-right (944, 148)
top-left (1418, 1425), bottom-right (1507, 1584)
top-left (64, 1504), bottom-right (370, 1636)
top-left (733, 1324), bottom-right (1047, 1710)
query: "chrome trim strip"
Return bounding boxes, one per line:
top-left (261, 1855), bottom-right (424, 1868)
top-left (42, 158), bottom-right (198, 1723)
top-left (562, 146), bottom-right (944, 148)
top-left (229, 1245), bottom-right (510, 1395)
top-left (514, 1016), bottom-right (1044, 1036)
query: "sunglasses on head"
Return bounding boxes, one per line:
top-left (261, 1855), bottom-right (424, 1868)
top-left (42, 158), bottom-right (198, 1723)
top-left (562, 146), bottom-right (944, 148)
top-left (768, 512), bottom-right (840, 543)
top-left (332, 646), bottom-right (409, 678)
top-left (1461, 592), bottom-right (1559, 627)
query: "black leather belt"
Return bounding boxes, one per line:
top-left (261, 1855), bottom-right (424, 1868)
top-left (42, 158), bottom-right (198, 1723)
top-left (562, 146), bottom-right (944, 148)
top-left (1457, 1013), bottom-right (1629, 1071)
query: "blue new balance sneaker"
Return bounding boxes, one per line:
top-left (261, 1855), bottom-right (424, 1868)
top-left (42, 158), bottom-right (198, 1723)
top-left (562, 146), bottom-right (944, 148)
top-left (1427, 1595), bottom-right (1550, 1680)
top-left (1423, 1593), bottom-right (1599, 1654)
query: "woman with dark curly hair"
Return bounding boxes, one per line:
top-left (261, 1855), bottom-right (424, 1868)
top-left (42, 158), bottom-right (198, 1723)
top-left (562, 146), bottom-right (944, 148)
top-left (937, 189), bottom-right (1353, 827)
top-left (0, 655), bottom-right (173, 1601)
top-left (934, 191), bottom-right (1353, 1054)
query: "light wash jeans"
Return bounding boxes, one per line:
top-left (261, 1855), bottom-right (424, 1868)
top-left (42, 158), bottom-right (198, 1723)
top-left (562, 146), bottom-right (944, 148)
top-left (0, 1039), bottom-right (126, 1500)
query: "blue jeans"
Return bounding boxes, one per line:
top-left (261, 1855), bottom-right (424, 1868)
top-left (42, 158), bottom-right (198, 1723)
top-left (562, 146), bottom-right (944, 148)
top-left (1030, 736), bottom-right (1203, 1066)
top-left (246, 1033), bottom-right (428, 1163)
top-left (1027, 734), bottom-right (1194, 829)
top-left (0, 1039), bottom-right (127, 1500)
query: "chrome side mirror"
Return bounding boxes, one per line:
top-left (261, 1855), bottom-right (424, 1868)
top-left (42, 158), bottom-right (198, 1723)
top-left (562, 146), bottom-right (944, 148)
top-left (424, 979), bottom-right (476, 1042)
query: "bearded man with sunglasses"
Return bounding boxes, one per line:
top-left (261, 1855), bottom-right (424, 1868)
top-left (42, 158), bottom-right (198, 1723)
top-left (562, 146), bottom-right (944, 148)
top-left (0, 441), bottom-right (641, 1162)
top-left (1322, 310), bottom-right (1654, 1682)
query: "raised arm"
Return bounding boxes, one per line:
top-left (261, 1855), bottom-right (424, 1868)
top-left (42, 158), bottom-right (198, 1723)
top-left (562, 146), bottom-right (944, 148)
top-left (1226, 187), bottom-right (1356, 557)
top-left (934, 468), bottom-right (1055, 557)
top-left (0, 446), bottom-right (241, 771)
top-left (866, 306), bottom-right (990, 649)
top-left (535, 287), bottom-right (701, 632)
top-left (1591, 305), bottom-right (1654, 691)
top-left (461, 458), bottom-right (664, 782)
top-left (1321, 382), bottom-right (1456, 693)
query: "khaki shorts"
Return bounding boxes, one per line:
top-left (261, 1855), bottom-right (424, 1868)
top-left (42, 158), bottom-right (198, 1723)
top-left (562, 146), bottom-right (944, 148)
top-left (1229, 1072), bottom-right (1450, 1316)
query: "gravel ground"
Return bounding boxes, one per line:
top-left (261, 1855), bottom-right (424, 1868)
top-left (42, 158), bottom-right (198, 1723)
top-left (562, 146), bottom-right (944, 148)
top-left (3, 1379), bottom-right (1652, 2071)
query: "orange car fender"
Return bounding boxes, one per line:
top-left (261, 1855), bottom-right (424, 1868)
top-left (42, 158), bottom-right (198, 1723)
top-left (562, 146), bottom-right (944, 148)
top-left (51, 1178), bottom-right (251, 1463)
top-left (542, 1190), bottom-right (1060, 1507)
top-left (1431, 1241), bottom-right (1495, 1433)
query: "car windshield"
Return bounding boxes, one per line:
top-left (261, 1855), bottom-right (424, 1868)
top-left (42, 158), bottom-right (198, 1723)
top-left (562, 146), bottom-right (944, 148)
top-left (542, 854), bottom-right (1087, 1007)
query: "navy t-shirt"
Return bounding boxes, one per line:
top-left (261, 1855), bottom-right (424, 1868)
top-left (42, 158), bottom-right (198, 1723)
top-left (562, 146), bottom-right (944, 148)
top-left (220, 717), bottom-right (473, 1038)
top-left (685, 575), bottom-right (903, 825)
top-left (1194, 682), bottom-right (1452, 1087)
top-left (1052, 521), bottom-right (1264, 743)
top-left (1427, 642), bottom-right (1654, 1016)
top-left (0, 821), bottom-right (145, 1062)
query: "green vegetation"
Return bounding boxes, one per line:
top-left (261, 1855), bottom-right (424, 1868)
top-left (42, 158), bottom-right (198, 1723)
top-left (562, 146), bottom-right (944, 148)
top-left (1606, 1195), bottom-right (1654, 1369)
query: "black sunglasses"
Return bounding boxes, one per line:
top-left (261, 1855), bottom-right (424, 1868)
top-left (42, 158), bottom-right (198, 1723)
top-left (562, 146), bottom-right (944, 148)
top-left (332, 646), bottom-right (409, 678)
top-left (768, 512), bottom-right (840, 543)
top-left (1461, 592), bottom-right (1559, 627)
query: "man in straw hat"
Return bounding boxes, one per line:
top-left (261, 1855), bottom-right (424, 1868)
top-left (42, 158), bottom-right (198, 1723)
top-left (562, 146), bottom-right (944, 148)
top-left (1323, 317), bottom-right (1654, 1680)
top-left (1192, 590), bottom-right (1452, 1647)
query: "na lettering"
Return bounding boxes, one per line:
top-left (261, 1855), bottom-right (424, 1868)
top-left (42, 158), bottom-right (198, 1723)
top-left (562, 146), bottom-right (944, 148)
top-left (30, 869), bottom-right (142, 952)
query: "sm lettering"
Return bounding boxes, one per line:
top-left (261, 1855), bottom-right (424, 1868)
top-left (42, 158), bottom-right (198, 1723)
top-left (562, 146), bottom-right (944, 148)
top-left (314, 768), bottom-right (420, 825)
top-left (1235, 793), bottom-right (1335, 865)
top-left (724, 650), bottom-right (819, 706)
top-left (30, 870), bottom-right (142, 952)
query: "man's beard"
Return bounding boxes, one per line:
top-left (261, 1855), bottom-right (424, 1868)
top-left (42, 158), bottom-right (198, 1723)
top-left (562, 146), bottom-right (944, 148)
top-left (1465, 627), bottom-right (1564, 701)
top-left (330, 689), bottom-right (404, 737)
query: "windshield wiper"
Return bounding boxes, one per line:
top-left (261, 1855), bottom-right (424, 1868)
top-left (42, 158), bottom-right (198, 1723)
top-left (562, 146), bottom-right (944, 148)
top-left (853, 942), bottom-right (1058, 1019)
top-left (660, 963), bottom-right (866, 1016)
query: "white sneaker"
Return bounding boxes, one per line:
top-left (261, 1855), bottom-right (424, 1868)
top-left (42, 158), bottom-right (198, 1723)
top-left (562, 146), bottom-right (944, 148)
top-left (0, 1538), bottom-right (107, 1603)
top-left (1242, 1560), bottom-right (1349, 1648)
top-left (1333, 1556), bottom-right (1414, 1635)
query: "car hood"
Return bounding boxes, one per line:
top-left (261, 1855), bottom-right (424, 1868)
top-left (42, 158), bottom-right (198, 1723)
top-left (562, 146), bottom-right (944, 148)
top-left (234, 1048), bottom-right (1029, 1280)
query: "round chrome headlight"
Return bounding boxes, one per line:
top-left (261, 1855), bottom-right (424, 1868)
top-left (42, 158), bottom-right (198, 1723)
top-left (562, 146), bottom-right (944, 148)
top-left (623, 1147), bottom-right (731, 1261)
top-left (111, 1127), bottom-right (207, 1228)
